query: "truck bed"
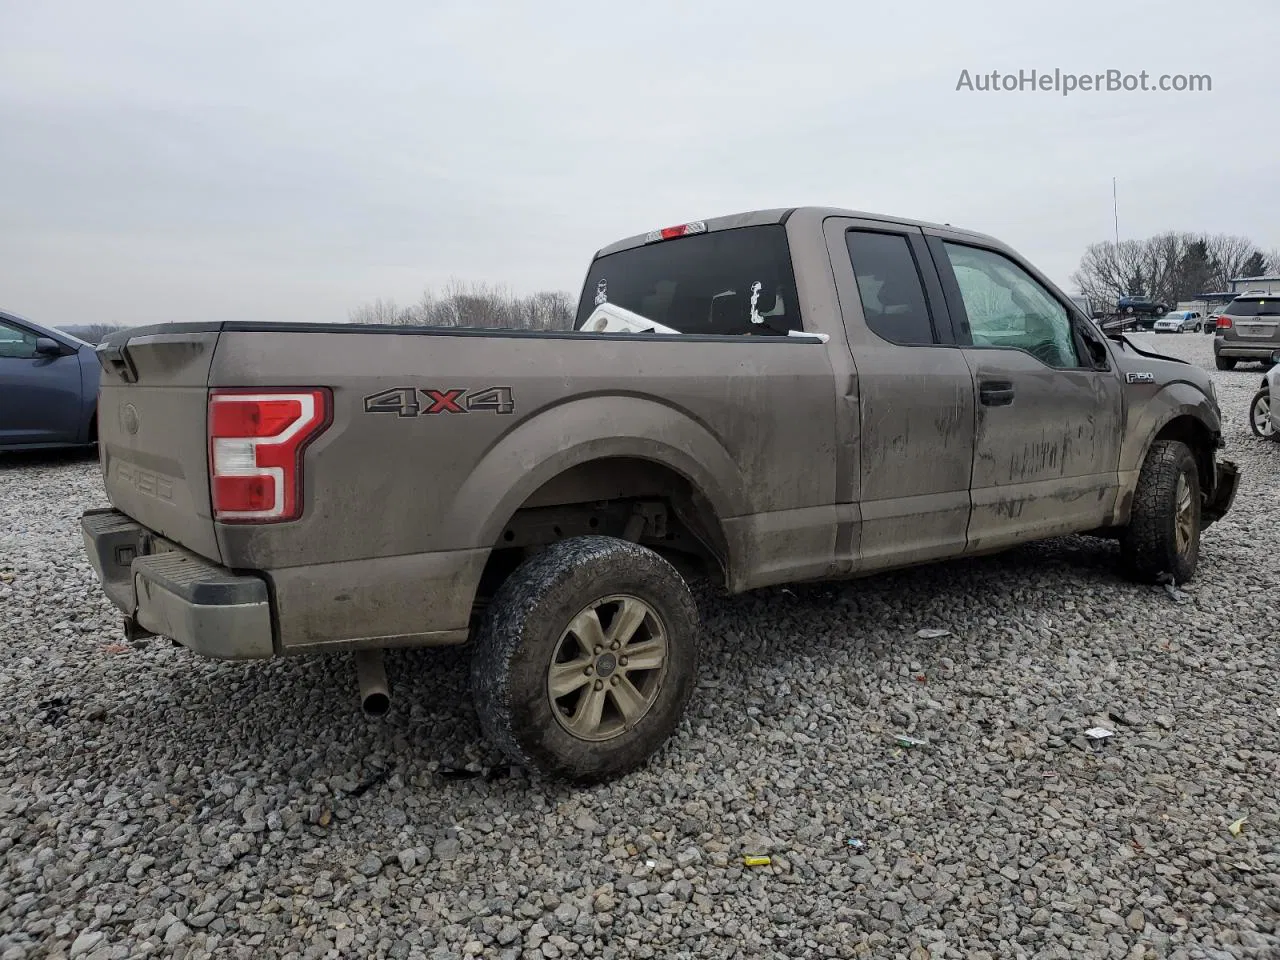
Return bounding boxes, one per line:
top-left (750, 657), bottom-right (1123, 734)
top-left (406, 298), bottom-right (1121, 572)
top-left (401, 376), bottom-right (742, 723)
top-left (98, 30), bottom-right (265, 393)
top-left (93, 319), bottom-right (839, 651)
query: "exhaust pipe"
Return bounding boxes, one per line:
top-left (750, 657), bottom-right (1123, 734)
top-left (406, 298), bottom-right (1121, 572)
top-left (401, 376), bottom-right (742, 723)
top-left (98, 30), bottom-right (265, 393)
top-left (354, 649), bottom-right (391, 717)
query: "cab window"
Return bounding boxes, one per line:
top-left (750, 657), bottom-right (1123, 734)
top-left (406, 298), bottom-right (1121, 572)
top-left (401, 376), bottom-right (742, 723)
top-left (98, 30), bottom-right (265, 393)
top-left (942, 243), bottom-right (1082, 368)
top-left (845, 230), bottom-right (937, 346)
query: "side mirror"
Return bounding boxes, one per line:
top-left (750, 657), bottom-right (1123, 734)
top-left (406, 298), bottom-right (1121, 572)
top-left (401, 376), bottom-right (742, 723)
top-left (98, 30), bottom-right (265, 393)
top-left (1271, 349), bottom-right (1280, 364)
top-left (35, 337), bottom-right (64, 357)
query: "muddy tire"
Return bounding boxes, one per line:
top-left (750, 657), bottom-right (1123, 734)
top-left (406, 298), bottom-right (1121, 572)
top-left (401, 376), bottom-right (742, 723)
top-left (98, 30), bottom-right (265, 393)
top-left (1215, 356), bottom-right (1236, 371)
top-left (1119, 440), bottom-right (1201, 585)
top-left (470, 536), bottom-right (700, 783)
top-left (1250, 389), bottom-right (1278, 441)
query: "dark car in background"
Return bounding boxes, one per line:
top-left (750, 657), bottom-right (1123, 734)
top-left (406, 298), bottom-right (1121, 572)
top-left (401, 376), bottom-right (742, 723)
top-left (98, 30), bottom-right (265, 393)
top-left (0, 309), bottom-right (101, 451)
top-left (1117, 295), bottom-right (1169, 329)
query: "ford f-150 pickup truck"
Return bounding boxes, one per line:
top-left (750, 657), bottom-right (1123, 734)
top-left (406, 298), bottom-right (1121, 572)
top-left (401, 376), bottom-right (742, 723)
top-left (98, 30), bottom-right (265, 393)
top-left (80, 206), bottom-right (1239, 782)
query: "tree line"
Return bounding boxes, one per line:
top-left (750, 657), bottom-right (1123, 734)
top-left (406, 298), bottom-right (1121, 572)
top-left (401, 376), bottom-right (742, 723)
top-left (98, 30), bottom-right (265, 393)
top-left (57, 324), bottom-right (127, 343)
top-left (1071, 233), bottom-right (1280, 310)
top-left (349, 280), bottom-right (576, 330)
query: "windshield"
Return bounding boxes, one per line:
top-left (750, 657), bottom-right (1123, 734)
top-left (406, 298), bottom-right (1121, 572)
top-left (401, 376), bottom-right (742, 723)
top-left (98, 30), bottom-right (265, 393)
top-left (575, 225), bottom-right (804, 336)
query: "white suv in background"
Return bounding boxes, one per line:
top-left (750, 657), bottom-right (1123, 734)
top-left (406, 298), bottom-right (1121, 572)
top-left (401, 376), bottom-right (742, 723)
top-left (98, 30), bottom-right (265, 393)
top-left (1154, 310), bottom-right (1203, 333)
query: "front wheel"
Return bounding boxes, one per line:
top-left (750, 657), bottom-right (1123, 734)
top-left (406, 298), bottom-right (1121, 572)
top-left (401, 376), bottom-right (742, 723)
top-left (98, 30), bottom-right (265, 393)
top-left (1119, 440), bottom-right (1201, 585)
top-left (470, 535), bottom-right (700, 783)
top-left (1250, 389), bottom-right (1278, 441)
top-left (1215, 356), bottom-right (1237, 370)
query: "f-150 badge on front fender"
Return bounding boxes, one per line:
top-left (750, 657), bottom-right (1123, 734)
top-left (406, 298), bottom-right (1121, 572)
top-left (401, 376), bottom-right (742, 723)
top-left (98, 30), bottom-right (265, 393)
top-left (363, 386), bottom-right (515, 417)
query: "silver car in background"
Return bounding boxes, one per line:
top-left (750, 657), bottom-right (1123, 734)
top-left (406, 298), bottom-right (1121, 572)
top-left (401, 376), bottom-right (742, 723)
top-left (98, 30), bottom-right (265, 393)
top-left (1249, 349), bottom-right (1280, 441)
top-left (1215, 294), bottom-right (1280, 369)
top-left (1153, 310), bottom-right (1203, 333)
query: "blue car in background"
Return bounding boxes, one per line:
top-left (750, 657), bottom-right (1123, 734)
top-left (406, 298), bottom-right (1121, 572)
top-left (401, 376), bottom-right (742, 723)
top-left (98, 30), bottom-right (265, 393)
top-left (0, 309), bottom-right (100, 451)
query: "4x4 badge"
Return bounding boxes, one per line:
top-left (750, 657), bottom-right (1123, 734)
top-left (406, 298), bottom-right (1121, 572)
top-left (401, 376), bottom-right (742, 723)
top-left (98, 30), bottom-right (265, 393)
top-left (362, 386), bottom-right (515, 417)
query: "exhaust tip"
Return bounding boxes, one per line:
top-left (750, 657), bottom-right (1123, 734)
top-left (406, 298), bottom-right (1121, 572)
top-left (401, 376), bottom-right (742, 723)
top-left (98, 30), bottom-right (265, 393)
top-left (354, 649), bottom-right (391, 719)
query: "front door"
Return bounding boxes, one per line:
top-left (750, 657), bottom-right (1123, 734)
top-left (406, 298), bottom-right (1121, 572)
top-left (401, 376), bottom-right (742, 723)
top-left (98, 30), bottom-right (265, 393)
top-left (0, 318), bottom-right (83, 446)
top-left (926, 236), bottom-right (1124, 552)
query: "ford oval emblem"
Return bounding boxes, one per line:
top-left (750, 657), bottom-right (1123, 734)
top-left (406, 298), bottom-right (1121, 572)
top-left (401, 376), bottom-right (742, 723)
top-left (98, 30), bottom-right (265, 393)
top-left (122, 403), bottom-right (140, 435)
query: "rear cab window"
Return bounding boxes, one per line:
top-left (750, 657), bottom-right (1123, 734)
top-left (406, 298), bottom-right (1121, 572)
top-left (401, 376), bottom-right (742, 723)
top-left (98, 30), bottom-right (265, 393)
top-left (574, 225), bottom-right (804, 336)
top-left (1226, 297), bottom-right (1280, 316)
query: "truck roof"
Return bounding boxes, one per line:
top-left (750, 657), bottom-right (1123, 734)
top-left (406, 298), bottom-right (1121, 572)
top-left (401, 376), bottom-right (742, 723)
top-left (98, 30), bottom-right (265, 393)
top-left (593, 205), bottom-right (1004, 259)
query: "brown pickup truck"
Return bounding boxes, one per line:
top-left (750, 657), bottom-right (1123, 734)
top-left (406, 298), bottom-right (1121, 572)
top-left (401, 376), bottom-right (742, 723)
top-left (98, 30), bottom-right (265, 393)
top-left (81, 206), bottom-right (1239, 782)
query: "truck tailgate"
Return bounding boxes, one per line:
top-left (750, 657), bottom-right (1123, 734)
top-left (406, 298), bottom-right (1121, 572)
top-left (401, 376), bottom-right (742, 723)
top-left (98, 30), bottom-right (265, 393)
top-left (95, 328), bottom-right (222, 562)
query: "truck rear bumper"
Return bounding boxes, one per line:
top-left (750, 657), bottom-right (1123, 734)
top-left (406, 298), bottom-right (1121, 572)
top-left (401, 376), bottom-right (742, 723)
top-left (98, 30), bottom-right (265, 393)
top-left (81, 508), bottom-right (275, 659)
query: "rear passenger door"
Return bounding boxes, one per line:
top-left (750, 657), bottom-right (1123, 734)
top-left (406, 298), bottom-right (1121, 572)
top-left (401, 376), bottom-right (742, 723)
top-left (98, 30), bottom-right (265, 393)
top-left (925, 233), bottom-right (1124, 552)
top-left (823, 217), bottom-right (976, 572)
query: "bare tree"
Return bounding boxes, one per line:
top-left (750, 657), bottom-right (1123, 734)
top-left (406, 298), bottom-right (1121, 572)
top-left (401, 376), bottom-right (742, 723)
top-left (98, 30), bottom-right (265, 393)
top-left (348, 298), bottom-right (414, 325)
top-left (56, 323), bottom-right (127, 343)
top-left (1205, 235), bottom-right (1264, 289)
top-left (1072, 231), bottom-right (1272, 308)
top-left (1071, 238), bottom-right (1151, 305)
top-left (349, 280), bottom-right (576, 330)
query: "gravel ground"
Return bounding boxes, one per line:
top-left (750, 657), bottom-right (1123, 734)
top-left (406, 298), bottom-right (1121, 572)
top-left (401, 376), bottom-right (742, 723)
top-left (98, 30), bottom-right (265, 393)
top-left (2, 332), bottom-right (1278, 960)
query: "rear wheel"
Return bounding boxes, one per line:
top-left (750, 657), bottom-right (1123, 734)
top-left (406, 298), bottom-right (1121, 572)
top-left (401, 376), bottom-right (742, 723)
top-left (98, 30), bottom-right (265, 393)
top-left (1250, 389), bottom-right (1278, 441)
top-left (1215, 356), bottom-right (1237, 370)
top-left (470, 535), bottom-right (700, 783)
top-left (1119, 440), bottom-right (1201, 585)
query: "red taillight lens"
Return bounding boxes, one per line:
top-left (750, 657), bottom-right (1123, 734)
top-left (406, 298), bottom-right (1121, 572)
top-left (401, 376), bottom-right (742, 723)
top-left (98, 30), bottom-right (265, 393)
top-left (645, 220), bottom-right (708, 243)
top-left (1216, 315), bottom-right (1232, 329)
top-left (208, 389), bottom-right (330, 523)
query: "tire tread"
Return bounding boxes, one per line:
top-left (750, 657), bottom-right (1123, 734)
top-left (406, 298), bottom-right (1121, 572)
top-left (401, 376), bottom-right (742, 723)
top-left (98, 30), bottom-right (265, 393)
top-left (1119, 439), bottom-right (1199, 584)
top-left (470, 536), bottom-right (699, 783)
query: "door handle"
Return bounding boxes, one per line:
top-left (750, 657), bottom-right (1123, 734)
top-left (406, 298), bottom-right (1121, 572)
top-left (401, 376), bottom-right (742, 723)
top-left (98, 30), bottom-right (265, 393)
top-left (979, 380), bottom-right (1015, 406)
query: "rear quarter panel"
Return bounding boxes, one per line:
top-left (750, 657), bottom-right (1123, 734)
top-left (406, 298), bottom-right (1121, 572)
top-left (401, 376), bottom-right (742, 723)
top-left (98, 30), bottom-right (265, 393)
top-left (208, 328), bottom-right (841, 628)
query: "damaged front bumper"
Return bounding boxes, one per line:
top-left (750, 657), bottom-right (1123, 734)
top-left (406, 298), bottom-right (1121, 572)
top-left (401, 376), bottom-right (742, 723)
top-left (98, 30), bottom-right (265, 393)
top-left (1202, 458), bottom-right (1239, 528)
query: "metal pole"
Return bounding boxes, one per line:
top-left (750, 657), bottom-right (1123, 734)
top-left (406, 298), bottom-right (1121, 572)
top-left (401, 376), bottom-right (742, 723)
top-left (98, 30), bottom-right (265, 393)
top-left (1112, 177), bottom-right (1119, 247)
top-left (1113, 177), bottom-right (1122, 308)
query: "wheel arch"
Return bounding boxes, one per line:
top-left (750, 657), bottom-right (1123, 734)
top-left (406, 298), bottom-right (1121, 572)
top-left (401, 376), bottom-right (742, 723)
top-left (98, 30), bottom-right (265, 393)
top-left (443, 395), bottom-right (748, 592)
top-left (1114, 403), bottom-right (1220, 526)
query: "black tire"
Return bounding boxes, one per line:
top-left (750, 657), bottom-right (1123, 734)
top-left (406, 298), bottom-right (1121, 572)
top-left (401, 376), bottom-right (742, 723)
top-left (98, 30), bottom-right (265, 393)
top-left (1215, 356), bottom-right (1237, 370)
top-left (1119, 440), bottom-right (1201, 585)
top-left (470, 535), bottom-right (700, 783)
top-left (1250, 389), bottom-right (1278, 441)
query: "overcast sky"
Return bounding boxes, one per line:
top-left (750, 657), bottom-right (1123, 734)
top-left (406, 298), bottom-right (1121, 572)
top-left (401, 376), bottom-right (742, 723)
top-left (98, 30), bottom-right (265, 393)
top-left (2, 0), bottom-right (1276, 328)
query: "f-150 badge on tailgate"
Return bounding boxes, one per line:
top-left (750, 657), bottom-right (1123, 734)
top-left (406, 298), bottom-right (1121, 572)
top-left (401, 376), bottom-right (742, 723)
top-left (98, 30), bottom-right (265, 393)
top-left (363, 386), bottom-right (515, 417)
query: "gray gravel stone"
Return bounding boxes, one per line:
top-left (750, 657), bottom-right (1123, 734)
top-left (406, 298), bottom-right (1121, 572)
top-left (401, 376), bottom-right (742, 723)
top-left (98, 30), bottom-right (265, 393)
top-left (2, 333), bottom-right (1277, 959)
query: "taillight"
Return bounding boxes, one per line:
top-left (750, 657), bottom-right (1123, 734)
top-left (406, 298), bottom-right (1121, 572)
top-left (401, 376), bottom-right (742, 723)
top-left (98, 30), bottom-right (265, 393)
top-left (1216, 315), bottom-right (1232, 329)
top-left (644, 220), bottom-right (707, 243)
top-left (208, 389), bottom-right (331, 523)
